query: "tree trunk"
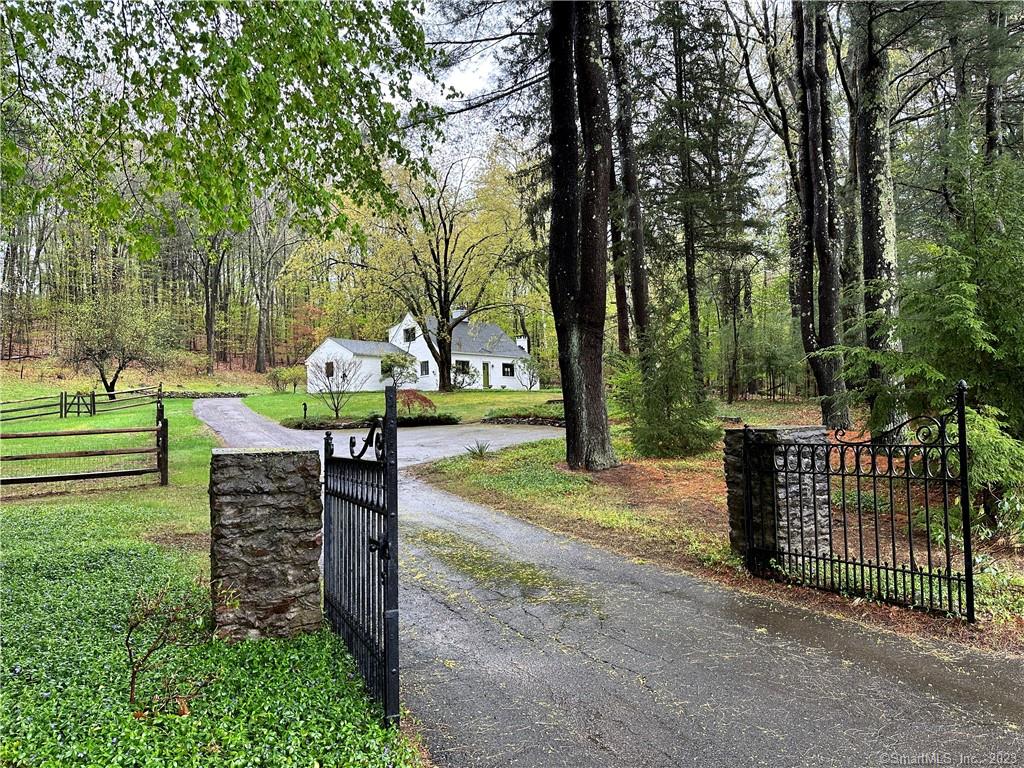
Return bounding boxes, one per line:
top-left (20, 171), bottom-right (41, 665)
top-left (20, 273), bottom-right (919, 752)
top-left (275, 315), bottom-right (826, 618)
top-left (201, 238), bottom-right (226, 376)
top-left (727, 270), bottom-right (740, 404)
top-left (216, 251), bottom-right (228, 366)
top-left (785, 201), bottom-right (802, 319)
top-left (267, 289), bottom-right (277, 368)
top-left (547, 0), bottom-right (617, 471)
top-left (97, 365), bottom-right (121, 399)
top-left (671, 15), bottom-right (704, 396)
top-left (255, 301), bottom-right (269, 373)
top-left (840, 42), bottom-right (864, 347)
top-left (437, 337), bottom-right (453, 392)
top-left (204, 263), bottom-right (216, 376)
top-left (609, 164), bottom-right (631, 355)
top-left (604, 0), bottom-right (650, 346)
top-left (984, 6), bottom-right (1007, 162)
top-left (794, 1), bottom-right (850, 429)
top-left (853, 2), bottom-right (903, 433)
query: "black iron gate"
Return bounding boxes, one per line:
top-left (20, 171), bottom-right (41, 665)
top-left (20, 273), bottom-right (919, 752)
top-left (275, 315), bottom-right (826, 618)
top-left (323, 386), bottom-right (400, 724)
top-left (743, 382), bottom-right (974, 621)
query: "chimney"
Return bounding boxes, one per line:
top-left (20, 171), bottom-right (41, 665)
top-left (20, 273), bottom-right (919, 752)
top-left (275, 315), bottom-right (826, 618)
top-left (515, 335), bottom-right (529, 353)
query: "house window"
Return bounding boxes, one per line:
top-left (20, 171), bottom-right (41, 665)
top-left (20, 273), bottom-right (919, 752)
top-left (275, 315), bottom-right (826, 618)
top-left (455, 360), bottom-right (470, 374)
top-left (420, 360), bottom-right (430, 376)
top-left (403, 327), bottom-right (416, 343)
top-left (502, 363), bottom-right (515, 377)
top-left (324, 360), bottom-right (334, 379)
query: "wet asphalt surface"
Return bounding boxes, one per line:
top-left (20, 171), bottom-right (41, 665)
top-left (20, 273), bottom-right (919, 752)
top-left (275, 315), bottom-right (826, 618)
top-left (194, 398), bottom-right (1024, 768)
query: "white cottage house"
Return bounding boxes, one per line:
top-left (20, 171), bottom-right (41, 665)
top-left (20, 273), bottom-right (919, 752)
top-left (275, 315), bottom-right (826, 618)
top-left (306, 312), bottom-right (537, 393)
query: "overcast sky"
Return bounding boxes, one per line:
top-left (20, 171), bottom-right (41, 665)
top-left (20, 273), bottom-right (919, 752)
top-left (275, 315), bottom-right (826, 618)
top-left (411, 2), bottom-right (509, 165)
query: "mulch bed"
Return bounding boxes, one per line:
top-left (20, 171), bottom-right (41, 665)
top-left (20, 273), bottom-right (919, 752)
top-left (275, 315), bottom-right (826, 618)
top-left (144, 528), bottom-right (211, 555)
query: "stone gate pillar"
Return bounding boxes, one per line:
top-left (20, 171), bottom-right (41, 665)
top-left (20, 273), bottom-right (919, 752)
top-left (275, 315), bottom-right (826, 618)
top-left (209, 448), bottom-right (323, 641)
top-left (724, 426), bottom-right (831, 569)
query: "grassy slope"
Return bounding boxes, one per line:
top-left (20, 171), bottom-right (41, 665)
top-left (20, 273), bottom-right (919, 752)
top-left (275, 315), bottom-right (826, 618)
top-left (1, 363), bottom-right (270, 402)
top-left (245, 387), bottom-right (565, 425)
top-left (1, 378), bottom-right (416, 766)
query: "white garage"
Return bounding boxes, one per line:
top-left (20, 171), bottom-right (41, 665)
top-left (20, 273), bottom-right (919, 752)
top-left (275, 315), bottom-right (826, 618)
top-left (304, 338), bottom-right (406, 394)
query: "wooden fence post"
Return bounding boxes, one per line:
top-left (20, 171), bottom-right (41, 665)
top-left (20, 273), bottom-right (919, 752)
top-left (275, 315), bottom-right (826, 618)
top-left (158, 417), bottom-right (169, 486)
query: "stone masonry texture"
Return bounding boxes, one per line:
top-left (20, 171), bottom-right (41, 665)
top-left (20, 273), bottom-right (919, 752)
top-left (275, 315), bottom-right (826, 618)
top-left (209, 449), bottom-right (323, 641)
top-left (724, 426), bottom-right (831, 566)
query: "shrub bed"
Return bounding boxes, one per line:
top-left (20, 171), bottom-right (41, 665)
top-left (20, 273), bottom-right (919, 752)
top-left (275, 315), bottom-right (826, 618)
top-left (482, 403), bottom-right (565, 427)
top-left (483, 415), bottom-right (566, 427)
top-left (394, 412), bottom-right (460, 427)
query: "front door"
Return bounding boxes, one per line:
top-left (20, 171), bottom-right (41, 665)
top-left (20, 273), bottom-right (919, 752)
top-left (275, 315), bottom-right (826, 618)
top-left (482, 362), bottom-right (490, 388)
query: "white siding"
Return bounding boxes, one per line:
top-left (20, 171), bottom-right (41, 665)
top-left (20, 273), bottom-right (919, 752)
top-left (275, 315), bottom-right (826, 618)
top-left (387, 315), bottom-right (438, 391)
top-left (305, 341), bottom-right (384, 393)
top-left (451, 353), bottom-right (535, 391)
top-left (349, 355), bottom-right (388, 391)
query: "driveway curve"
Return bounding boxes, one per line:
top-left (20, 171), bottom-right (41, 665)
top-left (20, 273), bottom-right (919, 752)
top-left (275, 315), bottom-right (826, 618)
top-left (194, 398), bottom-right (1024, 768)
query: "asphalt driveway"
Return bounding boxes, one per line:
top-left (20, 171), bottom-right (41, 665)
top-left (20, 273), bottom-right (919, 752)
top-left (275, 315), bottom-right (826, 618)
top-left (194, 397), bottom-right (1024, 768)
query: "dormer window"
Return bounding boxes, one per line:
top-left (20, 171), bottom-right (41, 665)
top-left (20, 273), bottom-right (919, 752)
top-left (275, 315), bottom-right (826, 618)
top-left (403, 327), bottom-right (416, 343)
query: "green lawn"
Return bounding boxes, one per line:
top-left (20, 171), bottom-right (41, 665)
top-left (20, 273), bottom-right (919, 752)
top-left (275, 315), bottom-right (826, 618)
top-left (1, 392), bottom-right (418, 766)
top-left (244, 388), bottom-right (833, 430)
top-left (245, 387), bottom-right (564, 425)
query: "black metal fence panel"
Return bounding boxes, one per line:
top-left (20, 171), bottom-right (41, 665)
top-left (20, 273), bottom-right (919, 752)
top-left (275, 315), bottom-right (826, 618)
top-left (322, 386), bottom-right (399, 725)
top-left (743, 383), bottom-right (974, 621)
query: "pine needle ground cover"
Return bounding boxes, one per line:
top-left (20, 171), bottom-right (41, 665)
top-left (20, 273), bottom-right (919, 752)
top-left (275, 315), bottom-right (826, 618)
top-left (0, 396), bottom-right (416, 767)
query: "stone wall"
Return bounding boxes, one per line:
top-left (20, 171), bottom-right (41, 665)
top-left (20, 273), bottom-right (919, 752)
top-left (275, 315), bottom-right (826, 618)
top-left (209, 449), bottom-right (323, 641)
top-left (724, 426), bottom-right (831, 568)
